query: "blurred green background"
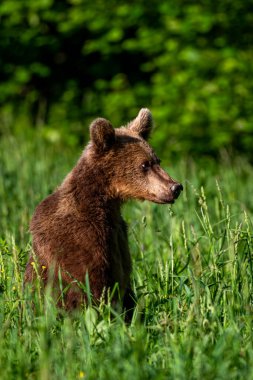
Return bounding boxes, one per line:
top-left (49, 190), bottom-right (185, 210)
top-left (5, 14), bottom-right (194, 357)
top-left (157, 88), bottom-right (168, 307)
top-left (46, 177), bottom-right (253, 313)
top-left (0, 0), bottom-right (253, 159)
top-left (1, 4), bottom-right (253, 378)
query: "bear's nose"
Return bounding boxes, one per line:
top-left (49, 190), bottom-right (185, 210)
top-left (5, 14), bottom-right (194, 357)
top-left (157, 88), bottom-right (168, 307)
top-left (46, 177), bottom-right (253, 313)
top-left (171, 183), bottom-right (183, 199)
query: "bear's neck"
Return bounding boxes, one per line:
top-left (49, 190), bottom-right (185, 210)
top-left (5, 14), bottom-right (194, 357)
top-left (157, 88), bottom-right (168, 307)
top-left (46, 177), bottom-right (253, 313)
top-left (61, 158), bottom-right (123, 216)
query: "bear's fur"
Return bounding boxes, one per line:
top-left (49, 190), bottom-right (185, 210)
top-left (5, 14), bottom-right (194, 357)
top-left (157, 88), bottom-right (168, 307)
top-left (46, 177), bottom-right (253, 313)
top-left (25, 108), bottom-right (183, 316)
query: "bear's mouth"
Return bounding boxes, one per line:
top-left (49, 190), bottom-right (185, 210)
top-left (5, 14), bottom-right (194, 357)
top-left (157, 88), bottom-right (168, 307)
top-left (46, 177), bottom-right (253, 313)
top-left (147, 195), bottom-right (176, 205)
top-left (157, 198), bottom-right (175, 205)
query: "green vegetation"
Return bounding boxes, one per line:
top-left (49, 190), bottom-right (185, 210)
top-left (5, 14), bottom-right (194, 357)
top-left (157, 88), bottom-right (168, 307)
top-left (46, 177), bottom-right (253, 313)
top-left (1, 0), bottom-right (253, 159)
top-left (1, 0), bottom-right (253, 377)
top-left (0, 134), bottom-right (253, 379)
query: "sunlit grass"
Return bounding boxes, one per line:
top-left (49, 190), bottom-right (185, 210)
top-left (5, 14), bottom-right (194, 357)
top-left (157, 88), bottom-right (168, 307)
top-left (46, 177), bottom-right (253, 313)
top-left (0, 134), bottom-right (253, 379)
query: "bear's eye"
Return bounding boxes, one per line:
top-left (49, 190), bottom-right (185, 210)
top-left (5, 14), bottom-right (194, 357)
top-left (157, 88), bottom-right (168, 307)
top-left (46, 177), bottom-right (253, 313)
top-left (141, 161), bottom-right (151, 171)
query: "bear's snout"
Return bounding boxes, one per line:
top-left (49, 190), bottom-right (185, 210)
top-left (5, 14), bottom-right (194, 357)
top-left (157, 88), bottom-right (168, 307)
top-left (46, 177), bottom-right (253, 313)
top-left (171, 183), bottom-right (183, 199)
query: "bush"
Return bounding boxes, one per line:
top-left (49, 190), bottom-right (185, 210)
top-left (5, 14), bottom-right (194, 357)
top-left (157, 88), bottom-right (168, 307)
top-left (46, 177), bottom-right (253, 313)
top-left (0, 0), bottom-right (253, 159)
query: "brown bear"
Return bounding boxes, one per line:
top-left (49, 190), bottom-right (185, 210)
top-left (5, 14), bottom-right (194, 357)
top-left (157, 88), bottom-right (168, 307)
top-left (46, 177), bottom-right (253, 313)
top-left (25, 108), bottom-right (183, 317)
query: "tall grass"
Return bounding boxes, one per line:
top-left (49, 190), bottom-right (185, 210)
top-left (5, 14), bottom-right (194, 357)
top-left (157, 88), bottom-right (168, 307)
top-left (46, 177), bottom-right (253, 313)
top-left (0, 133), bottom-right (253, 379)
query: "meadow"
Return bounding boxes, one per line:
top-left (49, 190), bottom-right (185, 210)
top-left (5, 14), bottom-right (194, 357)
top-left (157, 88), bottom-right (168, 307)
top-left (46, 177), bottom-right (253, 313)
top-left (0, 133), bottom-right (253, 380)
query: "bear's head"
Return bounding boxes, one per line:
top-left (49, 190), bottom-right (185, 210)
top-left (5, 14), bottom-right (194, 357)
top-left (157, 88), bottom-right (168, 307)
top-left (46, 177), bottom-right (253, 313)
top-left (89, 108), bottom-right (183, 204)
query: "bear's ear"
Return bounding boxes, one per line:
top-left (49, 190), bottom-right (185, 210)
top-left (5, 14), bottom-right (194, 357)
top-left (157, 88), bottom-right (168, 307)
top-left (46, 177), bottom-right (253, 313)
top-left (128, 108), bottom-right (153, 140)
top-left (90, 118), bottom-right (115, 152)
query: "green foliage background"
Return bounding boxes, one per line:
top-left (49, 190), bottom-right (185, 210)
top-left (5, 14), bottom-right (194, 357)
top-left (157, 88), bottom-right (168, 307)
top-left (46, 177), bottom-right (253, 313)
top-left (1, 0), bottom-right (253, 158)
top-left (1, 2), bottom-right (253, 378)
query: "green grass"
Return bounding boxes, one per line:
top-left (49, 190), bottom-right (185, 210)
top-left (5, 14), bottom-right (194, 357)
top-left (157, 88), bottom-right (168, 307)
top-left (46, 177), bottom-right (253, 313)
top-left (0, 133), bottom-right (253, 380)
